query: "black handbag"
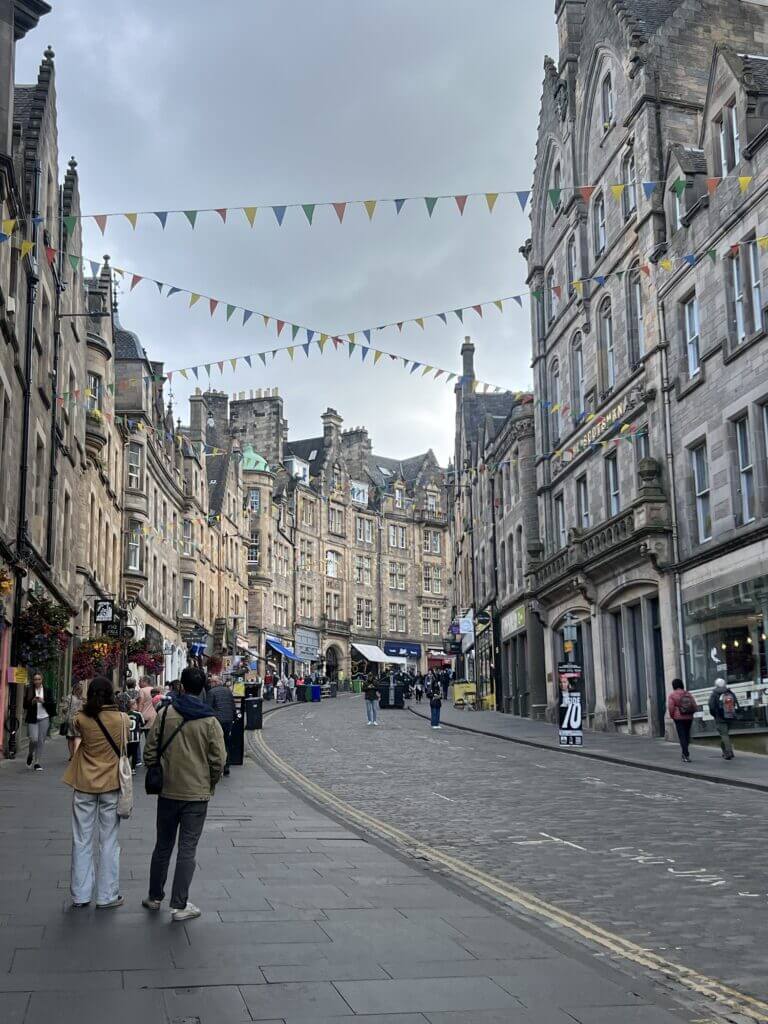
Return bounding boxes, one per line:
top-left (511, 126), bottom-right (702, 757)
top-left (145, 707), bottom-right (186, 795)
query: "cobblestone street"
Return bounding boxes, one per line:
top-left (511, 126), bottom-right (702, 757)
top-left (263, 696), bottom-right (768, 1010)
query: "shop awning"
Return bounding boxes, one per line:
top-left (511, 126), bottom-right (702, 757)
top-left (351, 642), bottom-right (406, 665)
top-left (266, 636), bottom-right (299, 660)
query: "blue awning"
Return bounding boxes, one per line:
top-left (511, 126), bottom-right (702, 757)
top-left (266, 636), bottom-right (299, 660)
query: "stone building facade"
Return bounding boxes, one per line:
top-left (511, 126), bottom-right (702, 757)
top-left (523, 0), bottom-right (768, 735)
top-left (230, 390), bottom-right (452, 678)
top-left (450, 339), bottom-right (545, 714)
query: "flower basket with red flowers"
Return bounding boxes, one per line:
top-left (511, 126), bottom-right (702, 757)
top-left (127, 639), bottom-right (164, 676)
top-left (16, 593), bottom-right (70, 668)
top-left (72, 638), bottom-right (122, 682)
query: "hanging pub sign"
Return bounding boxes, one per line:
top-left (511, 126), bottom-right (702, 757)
top-left (557, 662), bottom-right (583, 746)
top-left (94, 598), bottom-right (114, 624)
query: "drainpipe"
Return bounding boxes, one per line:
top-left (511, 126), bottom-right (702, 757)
top-left (657, 298), bottom-right (687, 684)
top-left (489, 470), bottom-right (501, 708)
top-left (8, 159), bottom-right (42, 758)
top-left (45, 185), bottom-right (63, 565)
top-left (466, 466), bottom-right (478, 686)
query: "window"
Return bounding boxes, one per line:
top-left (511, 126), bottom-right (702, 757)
top-left (749, 240), bottom-right (764, 336)
top-left (87, 372), bottom-right (102, 412)
top-left (324, 590), bottom-right (341, 620)
top-left (248, 533), bottom-right (260, 564)
top-left (326, 549), bottom-right (340, 578)
top-left (577, 474), bottom-right (589, 530)
top-left (691, 443), bottom-right (711, 542)
top-left (127, 442), bottom-right (142, 489)
top-left (599, 300), bottom-right (615, 391)
top-left (731, 249), bottom-right (747, 345)
top-left (356, 597), bottom-right (373, 629)
top-left (546, 267), bottom-right (557, 324)
top-left (672, 181), bottom-right (684, 232)
top-left (394, 486), bottom-right (404, 509)
top-left (683, 294), bottom-right (700, 377)
top-left (717, 101), bottom-right (740, 175)
top-left (423, 564), bottom-right (432, 592)
top-left (424, 528), bottom-right (440, 554)
top-left (571, 334), bottom-right (585, 418)
top-left (431, 607), bottom-right (441, 636)
top-left (355, 516), bottom-right (373, 543)
top-left (601, 71), bottom-right (614, 127)
top-left (302, 500), bottom-right (314, 526)
top-left (389, 524), bottom-right (407, 549)
top-left (354, 555), bottom-right (372, 585)
top-left (388, 603), bottom-right (407, 633)
top-left (635, 425), bottom-right (650, 462)
top-left (593, 194), bottom-right (606, 257)
top-left (0, 386), bottom-right (10, 496)
top-left (549, 361), bottom-right (561, 443)
top-left (515, 525), bottom-right (523, 589)
top-left (300, 584), bottom-right (314, 619)
top-left (426, 492), bottom-right (437, 513)
top-left (735, 416), bottom-right (755, 524)
top-left (299, 538), bottom-right (313, 571)
top-left (423, 606), bottom-right (441, 636)
top-left (552, 161), bottom-right (561, 209)
top-left (182, 579), bottom-right (193, 617)
top-left (33, 437), bottom-right (45, 518)
top-left (621, 150), bottom-right (637, 218)
top-left (273, 592), bottom-right (289, 629)
top-left (332, 464), bottom-right (342, 491)
top-left (627, 263), bottom-right (645, 363)
top-left (605, 453), bottom-right (620, 517)
top-left (128, 522), bottom-right (141, 571)
top-left (554, 494), bottom-right (567, 550)
top-left (567, 235), bottom-right (578, 297)
top-left (388, 561), bottom-right (406, 590)
top-left (350, 481), bottom-right (368, 504)
top-left (328, 504), bottom-right (344, 535)
top-left (182, 519), bottom-right (192, 556)
top-left (248, 487), bottom-right (261, 512)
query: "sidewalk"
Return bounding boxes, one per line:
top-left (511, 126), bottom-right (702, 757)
top-left (0, 722), bottom-right (690, 1023)
top-left (410, 701), bottom-right (768, 792)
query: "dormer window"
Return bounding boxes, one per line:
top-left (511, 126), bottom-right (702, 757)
top-left (395, 486), bottom-right (404, 509)
top-left (601, 72), bottom-right (614, 129)
top-left (426, 492), bottom-right (437, 513)
top-left (332, 464), bottom-right (342, 490)
top-left (717, 100), bottom-right (740, 175)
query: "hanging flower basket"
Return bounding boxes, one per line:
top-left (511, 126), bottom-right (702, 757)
top-left (72, 638), bottom-right (122, 682)
top-left (127, 638), bottom-right (165, 676)
top-left (16, 592), bottom-right (70, 668)
top-left (0, 565), bottom-right (13, 597)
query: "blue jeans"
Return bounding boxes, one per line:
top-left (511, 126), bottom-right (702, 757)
top-left (430, 704), bottom-right (441, 727)
top-left (365, 699), bottom-right (378, 724)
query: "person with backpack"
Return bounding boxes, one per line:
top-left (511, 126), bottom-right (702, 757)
top-left (142, 667), bottom-right (226, 922)
top-left (429, 684), bottom-right (442, 729)
top-left (206, 675), bottom-right (236, 776)
top-left (708, 677), bottom-right (739, 760)
top-left (667, 678), bottom-right (698, 762)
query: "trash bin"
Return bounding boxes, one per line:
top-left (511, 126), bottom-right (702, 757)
top-left (229, 698), bottom-right (245, 765)
top-left (310, 684), bottom-right (322, 702)
top-left (379, 682), bottom-right (405, 709)
top-left (296, 683), bottom-right (307, 702)
top-left (244, 696), bottom-right (263, 730)
top-left (352, 678), bottom-right (362, 694)
top-left (329, 682), bottom-right (338, 698)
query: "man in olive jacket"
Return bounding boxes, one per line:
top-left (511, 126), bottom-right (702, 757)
top-left (142, 667), bottom-right (226, 921)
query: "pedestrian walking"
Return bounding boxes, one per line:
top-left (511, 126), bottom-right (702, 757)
top-left (60, 681), bottom-right (84, 760)
top-left (137, 677), bottom-right (157, 730)
top-left (708, 677), bottom-right (739, 760)
top-left (667, 678), bottom-right (698, 762)
top-left (62, 676), bottom-right (130, 909)
top-left (118, 692), bottom-right (145, 772)
top-left (206, 675), bottom-right (236, 776)
top-left (441, 671), bottom-right (449, 701)
top-left (414, 678), bottom-right (423, 703)
top-left (142, 666), bottom-right (226, 922)
top-left (364, 678), bottom-right (380, 726)
top-left (429, 685), bottom-right (442, 729)
top-left (23, 670), bottom-right (56, 771)
top-left (286, 674), bottom-right (296, 703)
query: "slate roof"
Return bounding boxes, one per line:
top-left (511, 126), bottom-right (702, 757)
top-left (13, 86), bottom-right (36, 131)
top-left (206, 453), bottom-right (228, 514)
top-left (284, 437), bottom-right (325, 475)
top-left (462, 392), bottom-right (515, 448)
top-left (739, 53), bottom-right (768, 93)
top-left (114, 316), bottom-right (146, 360)
top-left (285, 436), bottom-right (440, 493)
top-left (627, 0), bottom-right (686, 39)
top-left (671, 144), bottom-right (707, 175)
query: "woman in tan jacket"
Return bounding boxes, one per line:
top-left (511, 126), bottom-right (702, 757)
top-left (62, 676), bottom-right (129, 910)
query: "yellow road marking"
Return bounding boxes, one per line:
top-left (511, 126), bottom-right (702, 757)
top-left (252, 730), bottom-right (767, 1023)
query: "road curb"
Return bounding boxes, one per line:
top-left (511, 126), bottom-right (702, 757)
top-left (408, 706), bottom-right (768, 794)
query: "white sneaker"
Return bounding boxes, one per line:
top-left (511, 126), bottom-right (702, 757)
top-left (373, 721), bottom-right (379, 726)
top-left (171, 902), bottom-right (201, 922)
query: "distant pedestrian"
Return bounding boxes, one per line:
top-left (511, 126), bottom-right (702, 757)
top-left (429, 685), bottom-right (442, 729)
top-left (60, 681), bottom-right (84, 761)
top-left (62, 676), bottom-right (130, 909)
top-left (414, 679), bottom-right (423, 703)
top-left (708, 677), bottom-right (739, 760)
top-left (364, 678), bottom-right (380, 726)
top-left (206, 676), bottom-right (236, 776)
top-left (441, 671), bottom-right (449, 701)
top-left (23, 670), bottom-right (56, 771)
top-left (286, 675), bottom-right (295, 703)
top-left (142, 667), bottom-right (226, 922)
top-left (667, 678), bottom-right (698, 763)
top-left (137, 677), bottom-right (157, 729)
top-left (120, 693), bottom-right (145, 772)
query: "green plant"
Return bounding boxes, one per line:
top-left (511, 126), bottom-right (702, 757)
top-left (16, 592), bottom-right (70, 668)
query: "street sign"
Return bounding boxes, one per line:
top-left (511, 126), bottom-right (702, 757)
top-left (557, 662), bottom-right (583, 746)
top-left (102, 620), bottom-right (122, 639)
top-left (476, 611), bottom-right (491, 627)
top-left (94, 599), bottom-right (114, 624)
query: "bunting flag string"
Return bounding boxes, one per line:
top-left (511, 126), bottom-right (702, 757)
top-left (50, 173), bottom-right (752, 234)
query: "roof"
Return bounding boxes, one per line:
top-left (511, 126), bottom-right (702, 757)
top-left (205, 452), bottom-right (228, 514)
top-left (626, 0), bottom-right (686, 39)
top-left (670, 144), bottom-right (707, 176)
top-left (365, 452), bottom-right (431, 488)
top-left (285, 437), bottom-right (325, 475)
top-left (114, 316), bottom-right (146, 360)
top-left (13, 85), bottom-right (36, 132)
top-left (462, 391), bottom-right (516, 448)
top-left (739, 53), bottom-right (768, 93)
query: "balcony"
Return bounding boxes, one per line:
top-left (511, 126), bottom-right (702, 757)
top-left (321, 615), bottom-right (351, 636)
top-left (84, 410), bottom-right (108, 460)
top-left (123, 565), bottom-right (148, 602)
top-left (415, 508), bottom-right (447, 525)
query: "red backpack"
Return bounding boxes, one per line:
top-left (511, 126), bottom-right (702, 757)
top-left (721, 691), bottom-right (737, 719)
top-left (677, 691), bottom-right (697, 716)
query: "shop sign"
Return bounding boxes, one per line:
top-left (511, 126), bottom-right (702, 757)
top-left (94, 599), bottom-right (114, 624)
top-left (294, 626), bottom-right (320, 661)
top-left (500, 604), bottom-right (526, 640)
top-left (383, 641), bottom-right (422, 659)
top-left (571, 399), bottom-right (627, 457)
top-left (557, 661), bottom-right (583, 746)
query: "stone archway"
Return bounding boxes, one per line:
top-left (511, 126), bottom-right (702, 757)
top-left (325, 644), bottom-right (341, 681)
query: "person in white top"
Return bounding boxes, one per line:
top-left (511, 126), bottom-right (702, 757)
top-left (23, 671), bottom-right (56, 771)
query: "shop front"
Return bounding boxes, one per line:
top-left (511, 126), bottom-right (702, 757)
top-left (426, 647), bottom-right (451, 671)
top-left (382, 640), bottom-right (421, 673)
top-left (499, 602), bottom-right (543, 718)
top-left (475, 620), bottom-right (495, 709)
top-left (266, 634), bottom-right (300, 675)
top-left (295, 626), bottom-right (321, 674)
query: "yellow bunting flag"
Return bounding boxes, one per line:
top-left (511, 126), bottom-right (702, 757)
top-left (262, 314), bottom-right (269, 327)
top-left (364, 200), bottom-right (377, 220)
top-left (415, 318), bottom-right (424, 329)
top-left (318, 335), bottom-right (327, 351)
top-left (739, 176), bottom-right (753, 193)
top-left (243, 207), bottom-right (257, 227)
top-left (610, 184), bottom-right (625, 202)
top-left (659, 258), bottom-right (673, 272)
top-left (180, 368), bottom-right (188, 379)
top-left (124, 213), bottom-right (138, 229)
top-left (421, 365), bottom-right (433, 376)
top-left (2, 218), bottom-right (16, 234)
top-left (573, 280), bottom-right (583, 296)
top-left (230, 358), bottom-right (237, 371)
top-left (20, 240), bottom-right (34, 258)
top-left (287, 347), bottom-right (294, 360)
top-left (759, 236), bottom-right (768, 253)
top-left (348, 333), bottom-right (355, 344)
top-left (373, 350), bottom-right (383, 364)
top-left (485, 193), bottom-right (499, 212)
top-left (189, 293), bottom-right (201, 306)
top-left (493, 300), bottom-right (503, 313)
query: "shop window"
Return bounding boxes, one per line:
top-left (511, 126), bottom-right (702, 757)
top-left (684, 575), bottom-right (767, 690)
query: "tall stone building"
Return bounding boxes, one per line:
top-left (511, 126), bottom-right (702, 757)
top-left (231, 389), bottom-right (452, 678)
top-left (523, 0), bottom-right (768, 735)
top-left (451, 339), bottom-right (545, 714)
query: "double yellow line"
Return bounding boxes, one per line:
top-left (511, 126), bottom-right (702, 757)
top-left (252, 729), bottom-right (767, 1023)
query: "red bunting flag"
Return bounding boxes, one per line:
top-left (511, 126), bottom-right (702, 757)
top-left (730, 243), bottom-right (740, 257)
top-left (640, 264), bottom-right (651, 277)
top-left (217, 360), bottom-right (224, 373)
top-left (94, 215), bottom-right (108, 234)
top-left (706, 177), bottom-right (720, 196)
top-left (130, 274), bottom-right (142, 291)
top-left (215, 208), bottom-right (227, 223)
top-left (455, 195), bottom-right (468, 215)
top-left (579, 186), bottom-right (595, 203)
top-left (45, 245), bottom-right (56, 265)
top-left (472, 304), bottom-right (483, 317)
top-left (333, 202), bottom-right (346, 223)
top-left (276, 320), bottom-right (285, 336)
top-left (553, 285), bottom-right (562, 301)
top-left (209, 299), bottom-right (219, 316)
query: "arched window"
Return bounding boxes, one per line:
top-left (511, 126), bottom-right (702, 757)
top-left (627, 262), bottom-right (645, 364)
top-left (601, 72), bottom-right (614, 127)
top-left (593, 194), bottom-right (606, 257)
top-left (599, 299), bottom-right (615, 391)
top-left (571, 333), bottom-right (585, 419)
top-left (622, 150), bottom-right (637, 218)
top-left (545, 267), bottom-right (557, 324)
top-left (549, 361), bottom-right (561, 444)
top-left (552, 161), bottom-right (562, 211)
top-left (567, 235), bottom-right (578, 296)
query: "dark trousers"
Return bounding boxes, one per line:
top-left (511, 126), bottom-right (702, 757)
top-left (127, 741), bottom-right (141, 769)
top-left (674, 719), bottom-right (692, 758)
top-left (148, 797), bottom-right (208, 909)
top-left (220, 721), bottom-right (233, 770)
top-left (430, 704), bottom-right (441, 726)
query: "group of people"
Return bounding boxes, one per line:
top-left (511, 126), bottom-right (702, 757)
top-left (363, 673), bottom-right (447, 729)
top-left (667, 676), bottom-right (741, 762)
top-left (263, 669), bottom-right (326, 702)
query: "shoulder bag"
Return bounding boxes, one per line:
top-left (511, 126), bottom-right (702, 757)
top-left (144, 706), bottom-right (186, 795)
top-left (95, 713), bottom-right (134, 819)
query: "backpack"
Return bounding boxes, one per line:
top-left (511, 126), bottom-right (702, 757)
top-left (721, 691), bottom-right (737, 720)
top-left (677, 691), bottom-right (697, 716)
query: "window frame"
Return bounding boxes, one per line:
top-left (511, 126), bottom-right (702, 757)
top-left (683, 294), bottom-right (701, 377)
top-left (690, 443), bottom-right (712, 543)
top-left (593, 194), bottom-right (606, 257)
top-left (605, 452), bottom-right (620, 518)
top-left (576, 474), bottom-right (590, 530)
top-left (621, 150), bottom-right (637, 218)
top-left (549, 360), bottom-right (561, 444)
top-left (735, 415), bottom-right (755, 525)
top-left (601, 71), bottom-right (614, 127)
top-left (599, 298), bottom-right (615, 392)
top-left (571, 334), bottom-right (585, 419)
top-left (567, 235), bottom-right (578, 297)
top-left (627, 263), bottom-right (645, 364)
top-left (554, 493), bottom-right (567, 550)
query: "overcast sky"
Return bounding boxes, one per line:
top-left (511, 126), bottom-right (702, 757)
top-left (17, 1), bottom-right (556, 465)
